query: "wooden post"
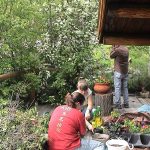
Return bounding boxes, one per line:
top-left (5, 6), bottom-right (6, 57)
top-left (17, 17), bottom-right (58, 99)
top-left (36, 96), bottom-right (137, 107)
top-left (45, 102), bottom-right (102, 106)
top-left (94, 93), bottom-right (113, 116)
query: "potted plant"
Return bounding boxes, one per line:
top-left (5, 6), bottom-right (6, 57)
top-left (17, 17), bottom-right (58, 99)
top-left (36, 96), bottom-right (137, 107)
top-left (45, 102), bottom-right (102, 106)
top-left (140, 87), bottom-right (149, 98)
top-left (93, 76), bottom-right (111, 94)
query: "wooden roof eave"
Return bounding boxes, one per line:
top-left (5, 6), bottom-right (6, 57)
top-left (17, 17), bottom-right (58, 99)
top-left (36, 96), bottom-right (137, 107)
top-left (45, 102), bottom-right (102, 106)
top-left (103, 35), bottom-right (150, 46)
top-left (97, 0), bottom-right (106, 43)
top-left (109, 4), bottom-right (150, 19)
top-left (98, 0), bottom-right (150, 45)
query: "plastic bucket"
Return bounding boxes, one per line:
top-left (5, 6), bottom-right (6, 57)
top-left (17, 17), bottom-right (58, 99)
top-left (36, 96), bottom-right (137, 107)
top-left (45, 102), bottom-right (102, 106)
top-left (106, 139), bottom-right (134, 150)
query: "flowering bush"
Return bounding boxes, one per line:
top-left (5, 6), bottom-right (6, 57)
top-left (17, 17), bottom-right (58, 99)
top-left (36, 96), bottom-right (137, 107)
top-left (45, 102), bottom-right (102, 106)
top-left (124, 119), bottom-right (141, 133)
top-left (140, 125), bottom-right (150, 134)
top-left (124, 118), bottom-right (150, 134)
top-left (109, 111), bottom-right (150, 134)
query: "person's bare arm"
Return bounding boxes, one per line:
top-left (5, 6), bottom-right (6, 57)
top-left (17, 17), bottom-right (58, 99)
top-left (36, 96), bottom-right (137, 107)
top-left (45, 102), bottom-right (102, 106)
top-left (87, 94), bottom-right (93, 110)
top-left (85, 119), bottom-right (94, 133)
top-left (85, 94), bottom-right (93, 120)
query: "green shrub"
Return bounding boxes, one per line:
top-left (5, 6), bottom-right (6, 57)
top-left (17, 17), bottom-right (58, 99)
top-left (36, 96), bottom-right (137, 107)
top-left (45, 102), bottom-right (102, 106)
top-left (0, 99), bottom-right (49, 150)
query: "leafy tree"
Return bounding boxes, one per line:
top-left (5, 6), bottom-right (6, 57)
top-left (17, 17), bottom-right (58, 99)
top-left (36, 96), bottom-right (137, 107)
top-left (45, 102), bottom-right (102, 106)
top-left (128, 46), bottom-right (150, 92)
top-left (0, 0), bottom-right (99, 105)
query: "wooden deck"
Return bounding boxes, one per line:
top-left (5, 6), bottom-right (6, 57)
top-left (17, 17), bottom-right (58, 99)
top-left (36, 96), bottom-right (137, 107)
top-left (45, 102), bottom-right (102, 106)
top-left (93, 93), bottom-right (150, 117)
top-left (120, 94), bottom-right (150, 113)
top-left (37, 94), bottom-right (150, 116)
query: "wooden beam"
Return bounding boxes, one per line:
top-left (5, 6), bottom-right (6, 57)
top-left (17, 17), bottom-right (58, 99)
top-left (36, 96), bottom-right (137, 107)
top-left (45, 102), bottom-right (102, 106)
top-left (109, 7), bottom-right (150, 18)
top-left (97, 0), bottom-right (106, 38)
top-left (102, 36), bottom-right (150, 45)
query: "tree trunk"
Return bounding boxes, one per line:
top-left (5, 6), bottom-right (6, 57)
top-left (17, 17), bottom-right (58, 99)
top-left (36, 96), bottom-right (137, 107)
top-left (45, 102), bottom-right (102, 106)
top-left (94, 93), bottom-right (113, 116)
top-left (0, 67), bottom-right (58, 81)
top-left (0, 71), bottom-right (22, 80)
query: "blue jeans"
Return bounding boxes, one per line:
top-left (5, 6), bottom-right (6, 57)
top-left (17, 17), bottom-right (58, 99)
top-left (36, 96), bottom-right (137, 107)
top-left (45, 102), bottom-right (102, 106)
top-left (114, 71), bottom-right (129, 105)
top-left (75, 138), bottom-right (105, 150)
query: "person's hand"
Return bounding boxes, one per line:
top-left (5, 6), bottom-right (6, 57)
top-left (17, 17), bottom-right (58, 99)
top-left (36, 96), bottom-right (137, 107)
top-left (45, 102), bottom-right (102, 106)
top-left (85, 119), bottom-right (94, 133)
top-left (87, 124), bottom-right (94, 133)
top-left (85, 109), bottom-right (91, 120)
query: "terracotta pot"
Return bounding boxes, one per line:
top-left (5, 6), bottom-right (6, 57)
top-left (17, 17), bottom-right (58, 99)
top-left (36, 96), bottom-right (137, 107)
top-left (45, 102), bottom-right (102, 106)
top-left (94, 83), bottom-right (110, 94)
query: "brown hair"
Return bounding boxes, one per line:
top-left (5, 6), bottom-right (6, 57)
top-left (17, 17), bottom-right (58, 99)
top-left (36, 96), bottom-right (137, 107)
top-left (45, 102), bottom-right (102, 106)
top-left (77, 79), bottom-right (89, 91)
top-left (65, 92), bottom-right (85, 108)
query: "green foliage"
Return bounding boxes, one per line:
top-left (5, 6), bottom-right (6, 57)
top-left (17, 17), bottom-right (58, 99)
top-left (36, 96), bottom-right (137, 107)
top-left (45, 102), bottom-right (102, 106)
top-left (111, 110), bottom-right (120, 118)
top-left (140, 125), bottom-right (150, 134)
top-left (0, 82), bottom-right (11, 98)
top-left (0, 0), bottom-right (44, 73)
top-left (93, 45), bottom-right (112, 76)
top-left (95, 76), bottom-right (110, 84)
top-left (0, 99), bottom-right (49, 150)
top-left (124, 119), bottom-right (141, 133)
top-left (128, 46), bottom-right (150, 92)
top-left (92, 45), bottom-right (113, 87)
top-left (0, 73), bottom-right (42, 106)
top-left (1, 0), bottom-right (99, 105)
top-left (24, 73), bottom-right (42, 90)
top-left (1, 0), bottom-right (150, 106)
top-left (0, 0), bottom-right (98, 104)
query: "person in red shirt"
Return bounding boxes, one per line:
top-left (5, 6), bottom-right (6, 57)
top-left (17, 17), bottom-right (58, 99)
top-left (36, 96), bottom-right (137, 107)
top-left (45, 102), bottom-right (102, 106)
top-left (48, 92), bottom-right (104, 150)
top-left (48, 92), bottom-right (86, 150)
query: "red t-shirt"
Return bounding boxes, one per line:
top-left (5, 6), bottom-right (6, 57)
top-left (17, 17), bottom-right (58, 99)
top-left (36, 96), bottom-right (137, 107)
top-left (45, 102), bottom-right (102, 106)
top-left (48, 105), bottom-right (86, 150)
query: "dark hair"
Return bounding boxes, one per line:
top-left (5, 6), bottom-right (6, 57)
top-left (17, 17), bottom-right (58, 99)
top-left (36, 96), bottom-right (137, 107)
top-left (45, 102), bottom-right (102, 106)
top-left (77, 79), bottom-right (89, 91)
top-left (65, 92), bottom-right (85, 108)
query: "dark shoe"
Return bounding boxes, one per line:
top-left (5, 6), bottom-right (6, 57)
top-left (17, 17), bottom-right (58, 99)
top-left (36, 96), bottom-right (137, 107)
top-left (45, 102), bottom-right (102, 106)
top-left (115, 104), bottom-right (122, 109)
top-left (124, 103), bottom-right (129, 108)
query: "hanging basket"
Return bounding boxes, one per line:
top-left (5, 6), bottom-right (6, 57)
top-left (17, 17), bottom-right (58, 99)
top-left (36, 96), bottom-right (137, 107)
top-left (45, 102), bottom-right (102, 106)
top-left (94, 83), bottom-right (110, 94)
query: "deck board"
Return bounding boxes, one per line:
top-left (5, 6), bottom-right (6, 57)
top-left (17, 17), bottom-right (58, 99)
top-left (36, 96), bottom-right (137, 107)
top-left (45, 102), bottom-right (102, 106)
top-left (118, 95), bottom-right (150, 113)
top-left (92, 94), bottom-right (150, 115)
top-left (91, 94), bottom-right (150, 114)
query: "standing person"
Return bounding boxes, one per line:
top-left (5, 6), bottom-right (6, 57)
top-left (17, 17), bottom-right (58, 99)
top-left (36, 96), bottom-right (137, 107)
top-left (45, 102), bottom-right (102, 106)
top-left (110, 45), bottom-right (129, 109)
top-left (48, 92), bottom-right (104, 150)
top-left (75, 79), bottom-right (93, 120)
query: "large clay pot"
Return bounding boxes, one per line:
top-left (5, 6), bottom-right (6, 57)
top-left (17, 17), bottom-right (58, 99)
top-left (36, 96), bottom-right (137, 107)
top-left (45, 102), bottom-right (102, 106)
top-left (94, 83), bottom-right (110, 94)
